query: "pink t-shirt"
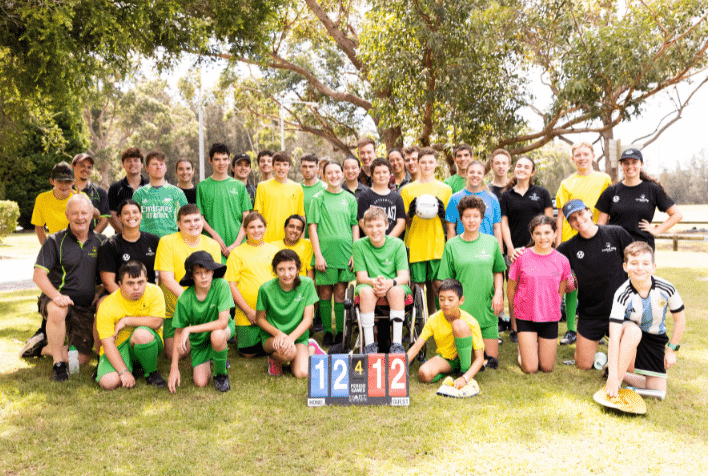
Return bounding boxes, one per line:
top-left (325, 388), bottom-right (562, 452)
top-left (508, 249), bottom-right (571, 323)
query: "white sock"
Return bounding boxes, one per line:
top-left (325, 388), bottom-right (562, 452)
top-left (391, 310), bottom-right (405, 344)
top-left (360, 312), bottom-right (375, 345)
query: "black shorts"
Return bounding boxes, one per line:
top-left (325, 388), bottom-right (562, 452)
top-left (635, 331), bottom-right (669, 378)
top-left (577, 316), bottom-right (609, 342)
top-left (516, 319), bottom-right (558, 340)
top-left (239, 342), bottom-right (266, 357)
top-left (38, 293), bottom-right (95, 355)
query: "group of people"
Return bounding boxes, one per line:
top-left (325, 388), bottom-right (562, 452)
top-left (21, 138), bottom-right (686, 399)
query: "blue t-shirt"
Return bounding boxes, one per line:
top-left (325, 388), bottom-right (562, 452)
top-left (445, 189), bottom-right (501, 236)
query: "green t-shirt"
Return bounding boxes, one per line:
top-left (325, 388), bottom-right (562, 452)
top-left (256, 276), bottom-right (318, 342)
top-left (196, 177), bottom-right (252, 261)
top-left (353, 236), bottom-right (408, 279)
top-left (133, 184), bottom-right (188, 237)
top-left (172, 278), bottom-right (235, 346)
top-left (444, 174), bottom-right (467, 194)
top-left (437, 234), bottom-right (506, 329)
top-left (309, 189), bottom-right (358, 269)
top-left (302, 180), bottom-right (326, 238)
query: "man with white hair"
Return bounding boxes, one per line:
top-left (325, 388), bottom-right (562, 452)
top-left (31, 194), bottom-right (106, 381)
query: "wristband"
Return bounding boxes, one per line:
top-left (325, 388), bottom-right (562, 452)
top-left (392, 279), bottom-right (397, 287)
top-left (667, 342), bottom-right (680, 352)
top-left (462, 374), bottom-right (469, 383)
top-left (119, 369), bottom-right (129, 376)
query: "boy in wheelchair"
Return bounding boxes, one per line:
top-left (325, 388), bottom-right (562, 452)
top-left (352, 207), bottom-right (411, 354)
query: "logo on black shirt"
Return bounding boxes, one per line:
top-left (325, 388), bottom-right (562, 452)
top-left (602, 242), bottom-right (617, 253)
top-left (122, 253), bottom-right (131, 261)
top-left (636, 194), bottom-right (649, 203)
top-left (612, 195), bottom-right (620, 203)
top-left (529, 192), bottom-right (539, 201)
top-left (576, 251), bottom-right (585, 259)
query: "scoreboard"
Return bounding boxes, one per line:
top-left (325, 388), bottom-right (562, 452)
top-left (307, 353), bottom-right (410, 406)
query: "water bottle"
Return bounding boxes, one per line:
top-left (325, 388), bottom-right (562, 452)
top-left (68, 345), bottom-right (79, 375)
top-left (593, 351), bottom-right (608, 370)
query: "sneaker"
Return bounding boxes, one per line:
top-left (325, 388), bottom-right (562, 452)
top-left (214, 374), bottom-right (231, 392)
top-left (308, 338), bottom-right (326, 356)
top-left (389, 343), bottom-right (405, 354)
top-left (268, 356), bottom-right (283, 376)
top-left (19, 331), bottom-right (46, 358)
top-left (334, 333), bottom-right (343, 345)
top-left (497, 321), bottom-right (505, 333)
top-left (560, 330), bottom-right (577, 345)
top-left (498, 337), bottom-right (503, 345)
top-left (132, 361), bottom-right (144, 380)
top-left (312, 315), bottom-right (324, 333)
top-left (52, 362), bottom-right (69, 382)
top-left (509, 330), bottom-right (518, 344)
top-left (364, 342), bottom-right (378, 354)
top-left (599, 338), bottom-right (607, 346)
top-left (484, 356), bottom-right (499, 370)
top-left (145, 371), bottom-right (167, 387)
top-left (322, 332), bottom-right (334, 348)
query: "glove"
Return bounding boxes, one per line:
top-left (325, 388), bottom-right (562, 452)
top-left (436, 197), bottom-right (446, 220)
top-left (407, 197), bottom-right (418, 218)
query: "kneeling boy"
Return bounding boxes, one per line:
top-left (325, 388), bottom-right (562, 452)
top-left (605, 242), bottom-right (685, 398)
top-left (406, 279), bottom-right (485, 389)
top-left (168, 251), bottom-right (235, 393)
top-left (353, 207), bottom-right (411, 354)
top-left (96, 261), bottom-right (166, 390)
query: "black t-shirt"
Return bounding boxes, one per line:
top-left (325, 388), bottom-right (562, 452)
top-left (180, 187), bottom-right (197, 205)
top-left (595, 181), bottom-right (674, 249)
top-left (357, 188), bottom-right (406, 236)
top-left (489, 184), bottom-right (506, 201)
top-left (557, 225), bottom-right (634, 319)
top-left (500, 185), bottom-right (553, 248)
top-left (97, 232), bottom-right (160, 284)
top-left (108, 175), bottom-right (149, 211)
top-left (79, 182), bottom-right (110, 230)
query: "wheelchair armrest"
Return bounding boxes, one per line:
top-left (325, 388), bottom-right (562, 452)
top-left (343, 299), bottom-right (353, 310)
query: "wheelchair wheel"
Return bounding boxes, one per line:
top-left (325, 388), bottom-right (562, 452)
top-left (340, 283), bottom-right (356, 354)
top-left (413, 284), bottom-right (428, 362)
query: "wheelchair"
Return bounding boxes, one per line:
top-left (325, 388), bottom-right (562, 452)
top-left (328, 282), bottom-right (428, 362)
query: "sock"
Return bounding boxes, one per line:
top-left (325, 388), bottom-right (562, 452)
top-left (132, 338), bottom-right (159, 377)
top-left (455, 336), bottom-right (473, 372)
top-left (212, 348), bottom-right (228, 376)
top-left (360, 312), bottom-right (375, 345)
top-left (431, 373), bottom-right (445, 383)
top-left (319, 299), bottom-right (333, 335)
top-left (334, 302), bottom-right (344, 334)
top-left (390, 310), bottom-right (405, 344)
top-left (565, 289), bottom-right (578, 332)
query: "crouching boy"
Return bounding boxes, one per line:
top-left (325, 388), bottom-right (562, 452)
top-left (168, 251), bottom-right (235, 393)
top-left (96, 261), bottom-right (166, 390)
top-left (406, 279), bottom-right (485, 389)
top-left (605, 242), bottom-right (685, 399)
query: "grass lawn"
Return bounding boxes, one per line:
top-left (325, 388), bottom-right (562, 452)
top-left (1, 263), bottom-right (707, 476)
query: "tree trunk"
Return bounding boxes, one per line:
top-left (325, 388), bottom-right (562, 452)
top-left (600, 124), bottom-right (618, 182)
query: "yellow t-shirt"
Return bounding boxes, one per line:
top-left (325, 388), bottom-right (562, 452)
top-left (419, 309), bottom-right (484, 360)
top-left (31, 189), bottom-right (80, 234)
top-left (96, 283), bottom-right (166, 355)
top-left (254, 179), bottom-right (305, 243)
top-left (400, 180), bottom-right (452, 263)
top-left (224, 241), bottom-right (279, 326)
top-left (154, 232), bottom-right (221, 318)
top-left (556, 172), bottom-right (611, 242)
top-left (272, 239), bottom-right (313, 276)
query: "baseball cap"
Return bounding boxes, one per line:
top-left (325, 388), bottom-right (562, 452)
top-left (51, 162), bottom-right (75, 182)
top-left (562, 199), bottom-right (588, 219)
top-left (71, 153), bottom-right (95, 166)
top-left (179, 251), bottom-right (227, 286)
top-left (233, 153), bottom-right (251, 165)
top-left (620, 148), bottom-right (643, 162)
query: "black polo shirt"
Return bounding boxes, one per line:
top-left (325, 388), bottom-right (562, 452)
top-left (343, 182), bottom-right (370, 201)
top-left (500, 184), bottom-right (553, 248)
top-left (35, 228), bottom-right (106, 307)
top-left (557, 225), bottom-right (633, 320)
top-left (97, 232), bottom-right (160, 284)
top-left (108, 175), bottom-right (149, 212)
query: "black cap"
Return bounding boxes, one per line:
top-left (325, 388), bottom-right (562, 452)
top-left (233, 153), bottom-right (251, 165)
top-left (179, 251), bottom-right (227, 286)
top-left (620, 148), bottom-right (643, 162)
top-left (51, 162), bottom-right (74, 182)
top-left (71, 153), bottom-right (95, 166)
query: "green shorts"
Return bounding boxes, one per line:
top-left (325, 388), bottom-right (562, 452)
top-left (480, 323), bottom-right (499, 340)
top-left (236, 324), bottom-right (261, 350)
top-left (162, 317), bottom-right (176, 339)
top-left (96, 327), bottom-right (163, 381)
top-left (409, 260), bottom-right (440, 283)
top-left (191, 319), bottom-right (236, 368)
top-left (437, 354), bottom-right (461, 373)
top-left (315, 266), bottom-right (355, 286)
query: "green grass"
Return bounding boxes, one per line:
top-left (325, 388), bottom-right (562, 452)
top-left (2, 268), bottom-right (708, 475)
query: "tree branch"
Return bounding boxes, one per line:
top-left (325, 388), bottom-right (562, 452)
top-left (303, 0), bottom-right (364, 72)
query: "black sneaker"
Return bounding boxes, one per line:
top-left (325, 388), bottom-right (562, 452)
top-left (322, 332), bottom-right (333, 347)
top-left (498, 337), bottom-right (503, 345)
top-left (145, 371), bottom-right (167, 387)
top-left (19, 331), bottom-right (46, 358)
top-left (334, 333), bottom-right (343, 345)
top-left (364, 342), bottom-right (378, 354)
top-left (509, 330), bottom-right (518, 344)
top-left (389, 343), bottom-right (405, 354)
top-left (132, 361), bottom-right (144, 380)
top-left (52, 362), bottom-right (69, 382)
top-left (214, 374), bottom-right (230, 392)
top-left (560, 330), bottom-right (577, 345)
top-left (312, 314), bottom-right (324, 333)
top-left (484, 356), bottom-right (499, 370)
